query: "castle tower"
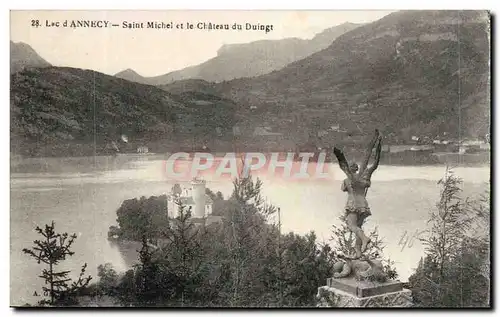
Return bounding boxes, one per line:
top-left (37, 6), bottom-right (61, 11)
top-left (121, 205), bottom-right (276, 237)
top-left (191, 178), bottom-right (206, 218)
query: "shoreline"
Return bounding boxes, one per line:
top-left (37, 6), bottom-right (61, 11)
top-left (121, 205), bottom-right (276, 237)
top-left (10, 151), bottom-right (491, 172)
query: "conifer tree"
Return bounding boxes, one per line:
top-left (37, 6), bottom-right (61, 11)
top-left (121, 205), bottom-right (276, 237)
top-left (161, 200), bottom-right (205, 306)
top-left (134, 235), bottom-right (161, 306)
top-left (22, 221), bottom-right (92, 306)
top-left (408, 168), bottom-right (490, 307)
top-left (471, 186), bottom-right (491, 302)
top-left (424, 168), bottom-right (471, 281)
top-left (226, 174), bottom-right (277, 306)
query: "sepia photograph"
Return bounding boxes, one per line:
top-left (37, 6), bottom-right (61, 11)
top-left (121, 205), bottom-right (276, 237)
top-left (9, 9), bottom-right (491, 308)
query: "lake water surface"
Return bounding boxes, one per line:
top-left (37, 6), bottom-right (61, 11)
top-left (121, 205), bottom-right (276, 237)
top-left (10, 155), bottom-right (490, 305)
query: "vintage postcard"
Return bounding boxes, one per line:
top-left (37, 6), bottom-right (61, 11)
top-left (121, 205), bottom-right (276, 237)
top-left (10, 10), bottom-right (491, 308)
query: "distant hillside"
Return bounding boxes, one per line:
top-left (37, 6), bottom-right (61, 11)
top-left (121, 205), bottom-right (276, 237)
top-left (10, 67), bottom-right (239, 157)
top-left (215, 10), bottom-right (490, 141)
top-left (115, 22), bottom-right (361, 85)
top-left (160, 79), bottom-right (219, 95)
top-left (10, 41), bottom-right (51, 73)
top-left (112, 68), bottom-right (147, 85)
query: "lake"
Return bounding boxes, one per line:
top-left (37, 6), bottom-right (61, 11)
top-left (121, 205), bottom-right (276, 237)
top-left (10, 154), bottom-right (490, 306)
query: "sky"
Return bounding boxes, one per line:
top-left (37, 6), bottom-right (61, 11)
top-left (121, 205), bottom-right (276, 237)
top-left (10, 10), bottom-right (394, 77)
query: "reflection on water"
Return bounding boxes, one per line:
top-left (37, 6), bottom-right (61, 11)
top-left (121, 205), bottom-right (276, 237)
top-left (10, 155), bottom-right (490, 306)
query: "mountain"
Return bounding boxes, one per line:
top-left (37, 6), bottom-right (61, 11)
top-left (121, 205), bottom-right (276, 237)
top-left (114, 22), bottom-right (361, 85)
top-left (10, 41), bottom-right (51, 73)
top-left (113, 68), bottom-right (147, 84)
top-left (215, 10), bottom-right (491, 141)
top-left (10, 67), bottom-right (239, 157)
top-left (10, 11), bottom-right (491, 157)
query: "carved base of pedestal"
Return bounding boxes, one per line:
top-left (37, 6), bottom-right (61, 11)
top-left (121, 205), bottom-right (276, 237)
top-left (316, 281), bottom-right (413, 307)
top-left (327, 277), bottom-right (404, 297)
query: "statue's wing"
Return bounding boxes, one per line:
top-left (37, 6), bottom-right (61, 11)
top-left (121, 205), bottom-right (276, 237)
top-left (362, 136), bottom-right (383, 179)
top-left (333, 147), bottom-right (352, 179)
top-left (359, 129), bottom-right (380, 175)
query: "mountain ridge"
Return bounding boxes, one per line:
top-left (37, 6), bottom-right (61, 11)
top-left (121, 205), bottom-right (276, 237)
top-left (10, 66), bottom-right (240, 156)
top-left (10, 41), bottom-right (52, 73)
top-left (213, 10), bottom-right (490, 140)
top-left (115, 22), bottom-right (362, 85)
top-left (10, 11), bottom-right (491, 158)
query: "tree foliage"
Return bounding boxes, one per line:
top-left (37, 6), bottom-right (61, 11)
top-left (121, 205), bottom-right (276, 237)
top-left (329, 215), bottom-right (399, 280)
top-left (408, 169), bottom-right (490, 307)
top-left (22, 221), bottom-right (92, 306)
top-left (96, 263), bottom-right (119, 297)
top-left (114, 195), bottom-right (169, 241)
top-left (95, 175), bottom-right (334, 307)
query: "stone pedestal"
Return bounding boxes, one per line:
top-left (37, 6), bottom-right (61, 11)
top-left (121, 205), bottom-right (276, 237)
top-left (316, 277), bottom-right (413, 307)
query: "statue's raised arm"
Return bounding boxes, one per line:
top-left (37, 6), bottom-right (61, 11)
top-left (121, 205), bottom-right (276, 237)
top-left (333, 147), bottom-right (353, 179)
top-left (358, 129), bottom-right (380, 175)
top-left (363, 136), bottom-right (382, 179)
